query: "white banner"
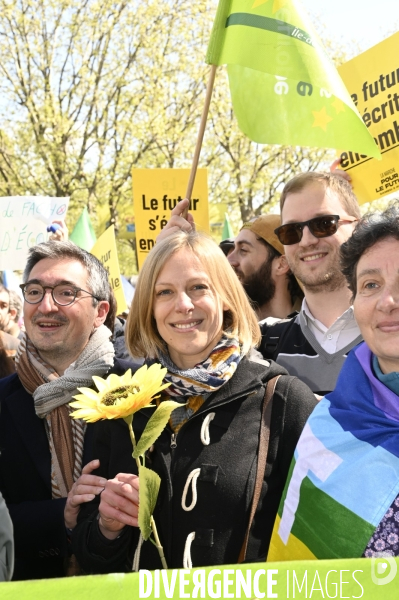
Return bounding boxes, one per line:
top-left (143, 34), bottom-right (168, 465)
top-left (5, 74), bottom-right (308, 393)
top-left (0, 196), bottom-right (70, 270)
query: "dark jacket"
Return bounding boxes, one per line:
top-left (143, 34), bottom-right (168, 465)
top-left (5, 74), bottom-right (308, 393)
top-left (112, 317), bottom-right (144, 364)
top-left (0, 357), bottom-right (135, 581)
top-left (259, 314), bottom-right (362, 395)
top-left (73, 355), bottom-right (317, 572)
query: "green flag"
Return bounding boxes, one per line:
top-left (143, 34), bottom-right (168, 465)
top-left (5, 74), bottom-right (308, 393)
top-left (69, 207), bottom-right (97, 251)
top-left (222, 213), bottom-right (234, 239)
top-left (206, 0), bottom-right (380, 158)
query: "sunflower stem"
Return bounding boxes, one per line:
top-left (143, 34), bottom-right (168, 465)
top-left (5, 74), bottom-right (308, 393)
top-left (150, 516), bottom-right (168, 569)
top-left (127, 418), bottom-right (168, 569)
top-left (128, 420), bottom-right (142, 472)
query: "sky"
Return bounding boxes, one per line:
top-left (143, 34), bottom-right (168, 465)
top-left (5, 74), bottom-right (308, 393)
top-left (300, 0), bottom-right (398, 54)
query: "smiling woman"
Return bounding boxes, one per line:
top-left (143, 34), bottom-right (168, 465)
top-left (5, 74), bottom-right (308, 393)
top-left (341, 206), bottom-right (399, 378)
top-left (152, 249), bottom-right (227, 370)
top-left (268, 201), bottom-right (399, 562)
top-left (72, 230), bottom-right (317, 572)
top-left (352, 237), bottom-right (399, 374)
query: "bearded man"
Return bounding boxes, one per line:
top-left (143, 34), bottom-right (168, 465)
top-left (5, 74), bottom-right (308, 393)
top-left (227, 215), bottom-right (302, 321)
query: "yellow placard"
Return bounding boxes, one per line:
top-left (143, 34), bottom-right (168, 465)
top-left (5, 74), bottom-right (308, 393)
top-left (337, 32), bottom-right (399, 204)
top-left (132, 168), bottom-right (209, 270)
top-left (91, 225), bottom-right (128, 314)
top-left (96, 202), bottom-right (135, 240)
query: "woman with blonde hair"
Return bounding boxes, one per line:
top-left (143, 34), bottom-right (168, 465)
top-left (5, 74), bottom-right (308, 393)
top-left (73, 231), bottom-right (316, 571)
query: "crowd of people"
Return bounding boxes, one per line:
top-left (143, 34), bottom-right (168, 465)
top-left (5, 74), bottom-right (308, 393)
top-left (1, 165), bottom-right (399, 582)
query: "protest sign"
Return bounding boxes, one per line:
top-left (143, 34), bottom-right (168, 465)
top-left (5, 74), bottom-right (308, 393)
top-left (0, 196), bottom-right (69, 270)
top-left (338, 32), bottom-right (399, 204)
top-left (91, 225), bottom-right (128, 314)
top-left (96, 202), bottom-right (136, 241)
top-left (1, 558), bottom-right (399, 599)
top-left (132, 168), bottom-right (209, 270)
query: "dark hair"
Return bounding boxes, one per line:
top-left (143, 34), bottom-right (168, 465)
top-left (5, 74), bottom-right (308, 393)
top-left (104, 288), bottom-right (117, 334)
top-left (219, 238), bottom-right (235, 257)
top-left (341, 201), bottom-right (399, 297)
top-left (23, 241), bottom-right (111, 306)
top-left (257, 237), bottom-right (303, 305)
top-left (280, 172), bottom-right (361, 220)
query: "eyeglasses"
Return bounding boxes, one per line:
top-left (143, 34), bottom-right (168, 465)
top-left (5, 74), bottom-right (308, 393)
top-left (19, 283), bottom-right (101, 306)
top-left (274, 215), bottom-right (358, 246)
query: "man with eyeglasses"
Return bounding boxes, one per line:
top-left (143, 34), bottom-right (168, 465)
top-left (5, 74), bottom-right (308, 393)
top-left (0, 241), bottom-right (134, 580)
top-left (259, 171), bottom-right (362, 395)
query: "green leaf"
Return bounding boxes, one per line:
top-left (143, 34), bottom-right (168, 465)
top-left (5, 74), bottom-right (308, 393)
top-left (133, 401), bottom-right (182, 459)
top-left (138, 465), bottom-right (161, 541)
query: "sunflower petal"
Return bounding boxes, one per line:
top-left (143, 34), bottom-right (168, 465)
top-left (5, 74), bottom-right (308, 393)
top-left (70, 408), bottom-right (101, 422)
top-left (70, 398), bottom-right (98, 409)
top-left (92, 376), bottom-right (109, 393)
top-left (76, 386), bottom-right (98, 397)
top-left (120, 369), bottom-right (133, 384)
top-left (107, 373), bottom-right (122, 388)
top-left (69, 363), bottom-right (168, 423)
top-left (74, 388), bottom-right (100, 401)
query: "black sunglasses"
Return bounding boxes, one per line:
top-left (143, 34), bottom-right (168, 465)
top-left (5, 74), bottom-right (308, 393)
top-left (274, 215), bottom-right (357, 245)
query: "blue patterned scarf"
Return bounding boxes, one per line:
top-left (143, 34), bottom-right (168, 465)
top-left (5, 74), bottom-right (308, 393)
top-left (150, 333), bottom-right (243, 432)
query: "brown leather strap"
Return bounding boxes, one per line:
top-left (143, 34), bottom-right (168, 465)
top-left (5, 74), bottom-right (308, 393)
top-left (237, 374), bottom-right (281, 563)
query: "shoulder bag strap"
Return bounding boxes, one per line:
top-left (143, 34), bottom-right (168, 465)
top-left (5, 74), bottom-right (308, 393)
top-left (237, 374), bottom-right (281, 563)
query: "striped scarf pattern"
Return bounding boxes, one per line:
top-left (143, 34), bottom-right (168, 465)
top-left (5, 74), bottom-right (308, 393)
top-left (15, 325), bottom-right (114, 498)
top-left (268, 342), bottom-right (399, 562)
top-left (153, 333), bottom-right (243, 432)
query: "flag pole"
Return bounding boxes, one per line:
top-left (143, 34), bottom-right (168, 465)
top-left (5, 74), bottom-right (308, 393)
top-left (182, 64), bottom-right (217, 219)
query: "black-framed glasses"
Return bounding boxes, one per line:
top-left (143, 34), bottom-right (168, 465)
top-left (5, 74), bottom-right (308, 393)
top-left (274, 215), bottom-right (358, 246)
top-left (19, 283), bottom-right (101, 306)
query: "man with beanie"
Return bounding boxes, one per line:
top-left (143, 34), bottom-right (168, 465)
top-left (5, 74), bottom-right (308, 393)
top-left (227, 214), bottom-right (302, 321)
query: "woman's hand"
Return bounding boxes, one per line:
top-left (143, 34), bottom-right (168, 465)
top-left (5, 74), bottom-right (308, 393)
top-left (156, 198), bottom-right (195, 242)
top-left (64, 459), bottom-right (106, 530)
top-left (98, 473), bottom-right (140, 540)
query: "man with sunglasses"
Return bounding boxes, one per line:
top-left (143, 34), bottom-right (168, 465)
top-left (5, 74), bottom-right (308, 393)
top-left (259, 172), bottom-right (362, 394)
top-left (0, 241), bottom-right (133, 580)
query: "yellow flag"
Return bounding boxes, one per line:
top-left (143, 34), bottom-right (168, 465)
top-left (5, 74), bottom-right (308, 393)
top-left (91, 225), bottom-right (127, 314)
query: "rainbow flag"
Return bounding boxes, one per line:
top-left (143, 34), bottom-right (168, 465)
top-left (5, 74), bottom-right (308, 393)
top-left (268, 342), bottom-right (399, 561)
top-left (206, 0), bottom-right (380, 157)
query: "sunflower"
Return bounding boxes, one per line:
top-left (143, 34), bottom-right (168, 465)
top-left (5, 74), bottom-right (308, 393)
top-left (69, 364), bottom-right (170, 422)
